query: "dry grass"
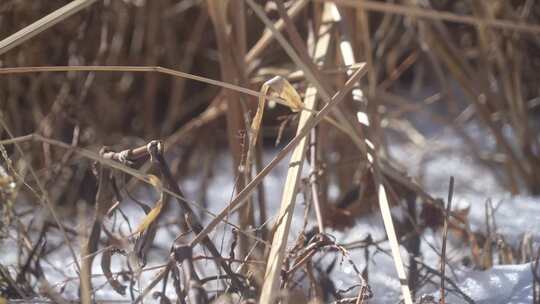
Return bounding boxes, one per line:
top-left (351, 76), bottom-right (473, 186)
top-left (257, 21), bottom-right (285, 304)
top-left (1, 1), bottom-right (540, 303)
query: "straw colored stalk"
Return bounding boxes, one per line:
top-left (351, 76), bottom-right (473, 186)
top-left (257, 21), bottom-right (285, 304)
top-left (259, 4), bottom-right (334, 303)
top-left (330, 3), bottom-right (414, 304)
top-left (0, 0), bottom-right (99, 56)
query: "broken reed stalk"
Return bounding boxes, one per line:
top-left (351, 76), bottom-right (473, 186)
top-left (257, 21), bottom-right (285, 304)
top-left (259, 5), bottom-right (334, 301)
top-left (331, 4), bottom-right (413, 304)
top-left (440, 176), bottom-right (454, 304)
top-left (0, 0), bottom-right (99, 55)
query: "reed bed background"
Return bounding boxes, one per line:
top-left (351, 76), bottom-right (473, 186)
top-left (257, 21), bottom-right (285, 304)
top-left (1, 1), bottom-right (540, 303)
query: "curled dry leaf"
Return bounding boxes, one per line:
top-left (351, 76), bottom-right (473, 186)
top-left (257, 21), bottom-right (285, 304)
top-left (101, 247), bottom-right (127, 296)
top-left (247, 76), bottom-right (304, 175)
top-left (265, 76), bottom-right (303, 112)
top-left (129, 174), bottom-right (164, 237)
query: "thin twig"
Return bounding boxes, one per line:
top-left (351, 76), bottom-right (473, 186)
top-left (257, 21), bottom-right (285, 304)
top-left (440, 176), bottom-right (454, 303)
top-left (322, 0), bottom-right (540, 34)
top-left (0, 119), bottom-right (82, 275)
top-left (0, 0), bottom-right (99, 55)
top-left (0, 66), bottom-right (294, 109)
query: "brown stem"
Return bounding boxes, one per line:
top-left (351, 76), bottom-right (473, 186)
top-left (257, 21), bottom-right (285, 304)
top-left (440, 176), bottom-right (454, 303)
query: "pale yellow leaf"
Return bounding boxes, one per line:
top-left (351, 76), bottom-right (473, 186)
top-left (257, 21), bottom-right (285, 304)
top-left (129, 175), bottom-right (163, 236)
top-left (245, 76), bottom-right (304, 179)
top-left (146, 174), bottom-right (162, 189)
top-left (266, 76), bottom-right (303, 112)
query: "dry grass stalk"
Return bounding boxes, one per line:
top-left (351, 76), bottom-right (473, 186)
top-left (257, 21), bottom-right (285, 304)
top-left (258, 76), bottom-right (311, 303)
top-left (331, 4), bottom-right (413, 304)
top-left (259, 5), bottom-right (335, 297)
top-left (0, 66), bottom-right (290, 107)
top-left (0, 0), bottom-right (99, 55)
top-left (439, 177), bottom-right (454, 303)
top-left (323, 0), bottom-right (540, 34)
top-left (3, 1), bottom-right (540, 302)
top-left (78, 202), bottom-right (91, 304)
top-left (245, 0), bottom-right (309, 64)
top-left (207, 0), bottom-right (259, 261)
top-left (306, 5), bottom-right (337, 233)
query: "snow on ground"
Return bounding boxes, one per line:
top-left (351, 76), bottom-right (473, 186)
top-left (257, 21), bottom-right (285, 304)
top-left (192, 134), bottom-right (540, 304)
top-left (383, 121), bottom-right (540, 303)
top-left (2, 121), bottom-right (539, 303)
top-left (443, 263), bottom-right (535, 304)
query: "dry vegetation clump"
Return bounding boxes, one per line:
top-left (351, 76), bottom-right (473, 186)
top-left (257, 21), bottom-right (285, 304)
top-left (1, 1), bottom-right (540, 303)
